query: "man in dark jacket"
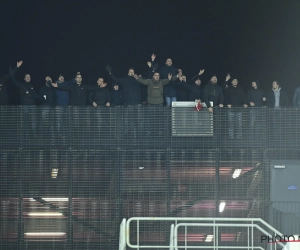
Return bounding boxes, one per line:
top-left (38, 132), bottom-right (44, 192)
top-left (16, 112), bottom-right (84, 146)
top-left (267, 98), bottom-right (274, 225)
top-left (111, 84), bottom-right (123, 106)
top-left (10, 62), bottom-right (38, 134)
top-left (247, 81), bottom-right (266, 132)
top-left (10, 70), bottom-right (38, 106)
top-left (52, 72), bottom-right (96, 105)
top-left (54, 75), bottom-right (71, 106)
top-left (158, 58), bottom-right (180, 106)
top-left (39, 77), bottom-right (56, 106)
top-left (106, 66), bottom-right (141, 106)
top-left (267, 81), bottom-right (289, 108)
top-left (178, 69), bottom-right (205, 102)
top-left (224, 79), bottom-right (248, 139)
top-left (0, 61), bottom-right (23, 105)
top-left (203, 75), bottom-right (225, 113)
top-left (88, 78), bottom-right (110, 107)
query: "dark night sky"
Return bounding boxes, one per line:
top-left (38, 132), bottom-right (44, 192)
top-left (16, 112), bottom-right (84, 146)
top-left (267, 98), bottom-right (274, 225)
top-left (1, 0), bottom-right (300, 103)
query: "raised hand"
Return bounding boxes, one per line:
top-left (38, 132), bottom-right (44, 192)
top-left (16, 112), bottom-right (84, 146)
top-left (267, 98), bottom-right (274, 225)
top-left (17, 61), bottom-right (23, 68)
top-left (168, 73), bottom-right (172, 80)
top-left (225, 74), bottom-right (231, 82)
top-left (105, 65), bottom-right (112, 74)
top-left (52, 82), bottom-right (58, 88)
top-left (199, 69), bottom-right (205, 75)
top-left (147, 62), bottom-right (152, 68)
top-left (133, 74), bottom-right (138, 79)
top-left (151, 53), bottom-right (156, 61)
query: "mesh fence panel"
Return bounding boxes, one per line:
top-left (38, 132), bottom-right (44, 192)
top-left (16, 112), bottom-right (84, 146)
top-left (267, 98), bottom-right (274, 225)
top-left (0, 106), bottom-right (299, 249)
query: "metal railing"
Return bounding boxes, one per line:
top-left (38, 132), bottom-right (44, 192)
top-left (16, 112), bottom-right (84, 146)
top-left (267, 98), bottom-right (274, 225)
top-left (120, 217), bottom-right (286, 250)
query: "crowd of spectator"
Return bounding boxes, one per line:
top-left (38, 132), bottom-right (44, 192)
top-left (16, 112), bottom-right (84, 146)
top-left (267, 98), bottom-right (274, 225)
top-left (0, 54), bottom-right (299, 110)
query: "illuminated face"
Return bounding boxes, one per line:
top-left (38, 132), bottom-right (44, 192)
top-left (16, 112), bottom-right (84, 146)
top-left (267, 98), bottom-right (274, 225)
top-left (114, 85), bottom-right (119, 90)
top-left (272, 81), bottom-right (279, 90)
top-left (195, 79), bottom-right (201, 85)
top-left (97, 78), bottom-right (104, 86)
top-left (165, 58), bottom-right (172, 66)
top-left (153, 73), bottom-right (160, 81)
top-left (58, 76), bottom-right (64, 82)
top-left (128, 69), bottom-right (135, 76)
top-left (75, 74), bottom-right (82, 84)
top-left (24, 74), bottom-right (31, 82)
top-left (210, 76), bottom-right (217, 84)
top-left (252, 82), bottom-right (257, 89)
top-left (181, 75), bottom-right (186, 82)
top-left (232, 79), bottom-right (238, 87)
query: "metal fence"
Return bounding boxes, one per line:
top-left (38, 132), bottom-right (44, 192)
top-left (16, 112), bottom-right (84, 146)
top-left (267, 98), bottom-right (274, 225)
top-left (0, 106), bottom-right (300, 249)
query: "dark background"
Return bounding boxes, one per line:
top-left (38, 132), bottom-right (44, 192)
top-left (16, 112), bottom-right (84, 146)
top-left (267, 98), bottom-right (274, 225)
top-left (1, 0), bottom-right (300, 104)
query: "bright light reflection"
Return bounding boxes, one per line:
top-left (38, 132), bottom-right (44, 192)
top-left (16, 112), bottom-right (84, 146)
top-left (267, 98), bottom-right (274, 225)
top-left (219, 201), bottom-right (226, 213)
top-left (24, 232), bottom-right (66, 236)
top-left (205, 234), bottom-right (214, 242)
top-left (232, 169), bottom-right (242, 179)
top-left (29, 198), bottom-right (68, 201)
top-left (27, 212), bottom-right (63, 216)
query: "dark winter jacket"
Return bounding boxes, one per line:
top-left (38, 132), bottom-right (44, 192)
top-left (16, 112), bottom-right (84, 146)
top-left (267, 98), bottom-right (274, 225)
top-left (224, 85), bottom-right (247, 107)
top-left (111, 88), bottom-right (123, 106)
top-left (11, 75), bottom-right (38, 105)
top-left (203, 82), bottom-right (224, 108)
top-left (54, 80), bottom-right (74, 106)
top-left (247, 87), bottom-right (266, 107)
top-left (88, 86), bottom-right (111, 106)
top-left (39, 85), bottom-right (56, 106)
top-left (267, 88), bottom-right (289, 108)
top-left (110, 74), bottom-right (141, 105)
top-left (159, 65), bottom-right (178, 97)
top-left (56, 83), bottom-right (96, 105)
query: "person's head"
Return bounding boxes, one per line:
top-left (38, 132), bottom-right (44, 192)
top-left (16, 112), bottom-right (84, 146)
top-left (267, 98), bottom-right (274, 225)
top-left (153, 72), bottom-right (160, 81)
top-left (231, 79), bottom-right (238, 87)
top-left (210, 75), bottom-right (217, 84)
top-left (251, 81), bottom-right (258, 89)
top-left (75, 74), bottom-right (82, 84)
top-left (272, 81), bottom-right (280, 90)
top-left (97, 78), bottom-right (105, 87)
top-left (24, 74), bottom-right (31, 83)
top-left (181, 75), bottom-right (186, 82)
top-left (128, 68), bottom-right (135, 76)
top-left (165, 58), bottom-right (172, 66)
top-left (195, 78), bottom-right (201, 86)
top-left (114, 85), bottom-right (119, 91)
top-left (58, 75), bottom-right (64, 82)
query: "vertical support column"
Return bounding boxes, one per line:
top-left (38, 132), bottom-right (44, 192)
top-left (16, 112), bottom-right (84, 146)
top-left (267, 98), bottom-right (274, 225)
top-left (215, 108), bottom-right (220, 217)
top-left (66, 107), bottom-right (73, 250)
top-left (17, 150), bottom-right (24, 250)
